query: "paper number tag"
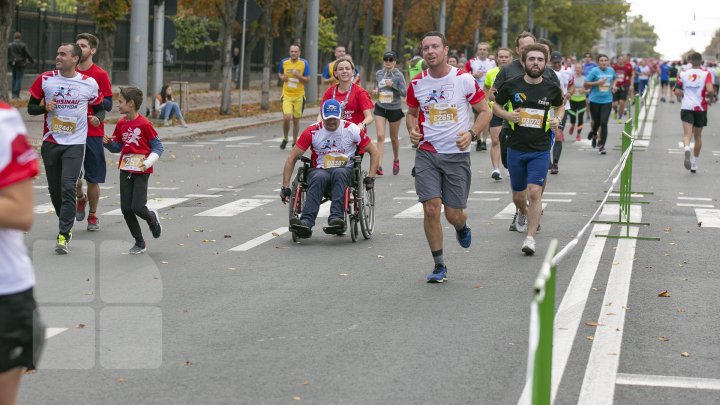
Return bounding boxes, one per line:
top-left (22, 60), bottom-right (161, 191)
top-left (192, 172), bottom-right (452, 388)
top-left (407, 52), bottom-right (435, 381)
top-left (428, 104), bottom-right (458, 126)
top-left (50, 115), bottom-right (78, 135)
top-left (119, 153), bottom-right (146, 172)
top-left (379, 91), bottom-right (393, 104)
top-left (518, 108), bottom-right (545, 129)
top-left (323, 154), bottom-right (349, 169)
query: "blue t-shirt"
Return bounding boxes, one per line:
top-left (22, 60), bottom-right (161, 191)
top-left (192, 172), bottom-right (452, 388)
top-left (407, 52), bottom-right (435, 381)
top-left (582, 62), bottom-right (597, 76)
top-left (660, 63), bottom-right (670, 81)
top-left (586, 66), bottom-right (616, 104)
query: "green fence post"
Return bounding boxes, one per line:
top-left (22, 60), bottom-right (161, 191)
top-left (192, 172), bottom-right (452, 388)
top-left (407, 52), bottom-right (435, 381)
top-left (633, 95), bottom-right (640, 137)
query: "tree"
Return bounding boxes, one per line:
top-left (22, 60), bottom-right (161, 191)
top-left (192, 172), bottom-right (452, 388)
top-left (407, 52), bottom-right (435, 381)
top-left (259, 0), bottom-right (276, 110)
top-left (172, 15), bottom-right (219, 80)
top-left (80, 0), bottom-right (130, 79)
top-left (0, 0), bottom-right (12, 101)
top-left (626, 15), bottom-right (659, 58)
top-left (219, 0), bottom-right (239, 114)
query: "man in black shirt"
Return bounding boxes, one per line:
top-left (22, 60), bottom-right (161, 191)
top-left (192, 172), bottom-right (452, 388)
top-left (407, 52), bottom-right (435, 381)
top-left (493, 44), bottom-right (564, 255)
top-left (7, 32), bottom-right (35, 99)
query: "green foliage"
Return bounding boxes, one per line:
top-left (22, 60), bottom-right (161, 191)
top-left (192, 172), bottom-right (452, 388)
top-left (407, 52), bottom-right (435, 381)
top-left (626, 15), bottom-right (659, 58)
top-left (402, 37), bottom-right (420, 61)
top-left (369, 35), bottom-right (390, 63)
top-left (172, 15), bottom-right (220, 54)
top-left (80, 0), bottom-right (130, 32)
top-left (318, 15), bottom-right (337, 54)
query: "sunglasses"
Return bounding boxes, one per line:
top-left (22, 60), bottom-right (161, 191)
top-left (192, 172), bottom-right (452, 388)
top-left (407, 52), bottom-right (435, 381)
top-left (383, 58), bottom-right (395, 62)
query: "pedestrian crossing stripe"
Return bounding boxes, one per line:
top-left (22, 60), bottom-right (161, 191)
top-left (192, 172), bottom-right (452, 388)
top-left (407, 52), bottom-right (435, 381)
top-left (695, 208), bottom-right (720, 228)
top-left (46, 327), bottom-right (68, 339)
top-left (104, 198), bottom-right (189, 216)
top-left (493, 202), bottom-right (549, 220)
top-left (194, 198), bottom-right (274, 217)
top-left (34, 203), bottom-right (55, 214)
top-left (217, 135), bottom-right (257, 142)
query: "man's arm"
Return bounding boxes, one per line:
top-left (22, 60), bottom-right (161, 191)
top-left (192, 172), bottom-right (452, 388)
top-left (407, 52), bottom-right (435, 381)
top-left (406, 106), bottom-right (422, 145)
top-left (362, 140), bottom-right (380, 179)
top-left (282, 146), bottom-right (304, 188)
top-left (0, 178), bottom-right (34, 232)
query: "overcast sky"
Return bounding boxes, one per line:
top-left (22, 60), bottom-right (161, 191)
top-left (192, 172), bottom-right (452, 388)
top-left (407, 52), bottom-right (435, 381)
top-left (629, 0), bottom-right (720, 59)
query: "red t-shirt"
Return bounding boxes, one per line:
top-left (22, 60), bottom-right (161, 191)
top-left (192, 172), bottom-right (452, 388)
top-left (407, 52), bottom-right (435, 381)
top-left (613, 63), bottom-right (633, 87)
top-left (77, 64), bottom-right (112, 137)
top-left (111, 115), bottom-right (159, 174)
top-left (321, 84), bottom-right (374, 125)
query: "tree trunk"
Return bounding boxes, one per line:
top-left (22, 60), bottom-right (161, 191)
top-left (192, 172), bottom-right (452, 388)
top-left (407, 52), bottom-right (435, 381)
top-left (394, 0), bottom-right (413, 68)
top-left (332, 0), bottom-right (361, 55)
top-left (293, 0), bottom-right (306, 47)
top-left (0, 0), bottom-right (12, 102)
top-left (220, 0), bottom-right (240, 114)
top-left (96, 28), bottom-right (115, 80)
top-left (243, 30), bottom-right (261, 90)
top-left (359, 0), bottom-right (374, 84)
top-left (260, 0), bottom-right (275, 110)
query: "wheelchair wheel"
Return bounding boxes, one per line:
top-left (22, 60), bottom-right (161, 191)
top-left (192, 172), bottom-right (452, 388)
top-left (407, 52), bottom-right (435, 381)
top-left (359, 171), bottom-right (375, 239)
top-left (349, 190), bottom-right (359, 242)
top-left (288, 176), bottom-right (304, 242)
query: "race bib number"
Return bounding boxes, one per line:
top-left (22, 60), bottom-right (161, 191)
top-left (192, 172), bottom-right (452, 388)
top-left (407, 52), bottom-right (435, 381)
top-left (518, 108), bottom-right (545, 129)
top-left (50, 115), bottom-right (78, 136)
top-left (616, 73), bottom-right (624, 82)
top-left (599, 79), bottom-right (610, 92)
top-left (288, 78), bottom-right (299, 89)
top-left (119, 153), bottom-right (146, 172)
top-left (323, 153), bottom-right (349, 169)
top-left (379, 91), bottom-right (393, 104)
top-left (428, 103), bottom-right (458, 126)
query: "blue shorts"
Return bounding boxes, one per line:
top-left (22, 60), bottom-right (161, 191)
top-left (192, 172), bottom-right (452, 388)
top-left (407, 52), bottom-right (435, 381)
top-left (507, 148), bottom-right (550, 192)
top-left (82, 136), bottom-right (107, 183)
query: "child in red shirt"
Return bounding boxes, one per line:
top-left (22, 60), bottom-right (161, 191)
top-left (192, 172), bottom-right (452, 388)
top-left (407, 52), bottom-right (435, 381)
top-left (103, 87), bottom-right (164, 254)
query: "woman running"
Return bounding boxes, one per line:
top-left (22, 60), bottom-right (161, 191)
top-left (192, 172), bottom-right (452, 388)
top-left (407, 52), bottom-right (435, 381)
top-left (584, 54), bottom-right (617, 154)
top-left (568, 63), bottom-right (588, 141)
top-left (372, 51), bottom-right (406, 175)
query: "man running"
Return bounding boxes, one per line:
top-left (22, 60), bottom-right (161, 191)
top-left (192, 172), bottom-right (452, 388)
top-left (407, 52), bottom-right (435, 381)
top-left (493, 44), bottom-right (564, 255)
top-left (27, 43), bottom-right (104, 254)
top-left (675, 52), bottom-right (716, 173)
top-left (465, 42), bottom-right (497, 151)
top-left (484, 47), bottom-right (512, 180)
top-left (406, 31), bottom-right (492, 283)
top-left (659, 60), bottom-right (671, 102)
top-left (612, 54), bottom-right (633, 121)
top-left (278, 44), bottom-right (310, 150)
top-left (549, 51), bottom-right (574, 175)
top-left (74, 33), bottom-right (113, 231)
top-left (322, 45), bottom-right (360, 87)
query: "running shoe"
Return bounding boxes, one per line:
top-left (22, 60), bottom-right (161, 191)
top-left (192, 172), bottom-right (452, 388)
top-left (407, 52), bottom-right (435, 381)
top-left (480, 142), bottom-right (487, 151)
top-left (599, 147), bottom-right (607, 155)
top-left (456, 225), bottom-right (471, 248)
top-left (147, 209), bottom-right (162, 238)
top-left (280, 138), bottom-right (288, 150)
top-left (491, 169), bottom-right (502, 181)
top-left (426, 264), bottom-right (448, 283)
top-left (87, 215), bottom-right (100, 231)
top-left (569, 125), bottom-right (575, 136)
top-left (476, 140), bottom-right (483, 151)
top-left (376, 166), bottom-right (384, 176)
top-left (290, 218), bottom-right (312, 238)
top-left (129, 243), bottom-right (147, 255)
top-left (690, 159), bottom-right (698, 173)
top-left (684, 150), bottom-right (691, 170)
top-left (328, 217), bottom-right (346, 229)
top-left (392, 160), bottom-right (400, 175)
top-left (591, 136), bottom-right (597, 148)
top-left (516, 213), bottom-right (528, 233)
top-left (76, 194), bottom-right (88, 221)
top-left (509, 212), bottom-right (519, 231)
top-left (55, 231), bottom-right (71, 255)
top-left (522, 237), bottom-right (536, 255)
top-left (550, 163), bottom-right (559, 174)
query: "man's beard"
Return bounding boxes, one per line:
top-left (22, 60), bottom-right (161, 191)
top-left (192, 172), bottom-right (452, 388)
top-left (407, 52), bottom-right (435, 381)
top-left (525, 64), bottom-right (543, 78)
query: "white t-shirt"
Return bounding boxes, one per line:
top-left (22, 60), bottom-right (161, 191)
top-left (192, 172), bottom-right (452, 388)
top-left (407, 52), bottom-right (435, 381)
top-left (29, 70), bottom-right (101, 145)
top-left (553, 66), bottom-right (574, 109)
top-left (0, 103), bottom-right (39, 296)
top-left (677, 68), bottom-right (712, 111)
top-left (296, 120), bottom-right (372, 169)
top-left (407, 66), bottom-right (485, 154)
top-left (465, 57), bottom-right (497, 85)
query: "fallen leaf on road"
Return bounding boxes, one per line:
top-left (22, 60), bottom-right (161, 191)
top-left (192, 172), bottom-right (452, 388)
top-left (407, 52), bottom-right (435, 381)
top-left (301, 380), bottom-right (309, 386)
top-left (76, 323), bottom-right (86, 328)
top-left (395, 233), bottom-right (403, 236)
top-left (612, 261), bottom-right (620, 266)
top-left (606, 313), bottom-right (616, 316)
top-left (193, 229), bottom-right (204, 232)
top-left (677, 308), bottom-right (686, 313)
top-left (663, 227), bottom-right (672, 233)
top-left (681, 352), bottom-right (690, 357)
top-left (271, 232), bottom-right (280, 237)
top-left (224, 235), bottom-right (232, 238)
top-left (474, 283), bottom-right (482, 289)
top-left (586, 335), bottom-right (594, 341)
top-left (658, 336), bottom-right (669, 341)
top-left (658, 290), bottom-right (671, 297)
top-left (177, 243), bottom-right (184, 246)
top-left (377, 255), bottom-right (384, 259)
top-left (228, 268), bottom-right (236, 271)
top-left (116, 377), bottom-right (127, 383)
top-left (161, 261), bottom-right (169, 264)
top-left (185, 361), bottom-right (192, 366)
top-left (339, 273), bottom-right (348, 276)
top-left (585, 322), bottom-right (604, 327)
top-left (293, 397), bottom-right (301, 401)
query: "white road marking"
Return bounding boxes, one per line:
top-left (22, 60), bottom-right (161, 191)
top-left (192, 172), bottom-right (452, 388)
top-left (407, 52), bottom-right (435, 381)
top-left (493, 202), bottom-right (547, 220)
top-left (225, 145), bottom-right (250, 148)
top-left (610, 193), bottom-right (645, 198)
top-left (317, 201), bottom-right (331, 218)
top-left (677, 196), bottom-right (713, 201)
top-left (695, 208), bottom-right (720, 227)
top-left (207, 187), bottom-right (243, 192)
top-left (544, 192), bottom-right (577, 196)
top-left (394, 203), bottom-right (439, 219)
top-left (229, 227), bottom-right (289, 251)
top-left (253, 195), bottom-right (279, 198)
top-left (34, 203), bottom-right (55, 214)
top-left (217, 135), bottom-right (257, 142)
top-left (184, 194), bottom-right (222, 198)
top-left (194, 198), bottom-right (274, 217)
top-left (578, 225), bottom-right (640, 405)
top-left (45, 327), bottom-right (69, 339)
top-left (542, 198), bottom-right (572, 203)
top-left (147, 187), bottom-right (179, 190)
top-left (33, 185), bottom-right (48, 189)
top-left (616, 373), bottom-right (720, 390)
top-left (104, 197), bottom-right (189, 215)
top-left (676, 203), bottom-right (714, 208)
top-left (473, 190), bottom-right (508, 194)
top-left (162, 141), bottom-right (178, 145)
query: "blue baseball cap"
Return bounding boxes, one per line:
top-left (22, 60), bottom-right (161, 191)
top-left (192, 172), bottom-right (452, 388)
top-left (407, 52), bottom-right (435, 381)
top-left (321, 99), bottom-right (342, 120)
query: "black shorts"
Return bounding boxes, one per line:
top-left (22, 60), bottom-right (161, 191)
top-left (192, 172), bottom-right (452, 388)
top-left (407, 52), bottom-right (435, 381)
top-left (489, 114), bottom-right (504, 128)
top-left (661, 80), bottom-right (669, 87)
top-left (680, 109), bottom-right (707, 127)
top-left (83, 136), bottom-right (107, 184)
top-left (0, 288), bottom-right (44, 372)
top-left (613, 87), bottom-right (628, 101)
top-left (373, 104), bottom-right (405, 123)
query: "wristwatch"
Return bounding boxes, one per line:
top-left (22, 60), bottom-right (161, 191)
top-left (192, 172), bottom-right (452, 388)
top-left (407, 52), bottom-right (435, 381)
top-left (468, 129), bottom-right (478, 141)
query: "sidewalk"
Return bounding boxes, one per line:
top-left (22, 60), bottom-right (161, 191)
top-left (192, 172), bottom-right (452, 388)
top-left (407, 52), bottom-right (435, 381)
top-left (17, 84), bottom-right (319, 145)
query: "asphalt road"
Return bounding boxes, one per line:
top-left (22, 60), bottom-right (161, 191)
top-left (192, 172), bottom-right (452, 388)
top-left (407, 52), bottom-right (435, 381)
top-left (19, 91), bottom-right (720, 404)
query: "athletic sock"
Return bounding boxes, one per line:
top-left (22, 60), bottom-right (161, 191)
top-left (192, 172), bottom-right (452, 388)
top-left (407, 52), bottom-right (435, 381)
top-left (431, 249), bottom-right (444, 266)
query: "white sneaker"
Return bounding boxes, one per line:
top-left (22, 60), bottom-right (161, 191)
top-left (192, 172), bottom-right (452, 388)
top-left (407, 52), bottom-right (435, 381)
top-left (690, 158), bottom-right (698, 173)
top-left (491, 169), bottom-right (502, 181)
top-left (516, 213), bottom-right (528, 233)
top-left (522, 237), bottom-right (536, 255)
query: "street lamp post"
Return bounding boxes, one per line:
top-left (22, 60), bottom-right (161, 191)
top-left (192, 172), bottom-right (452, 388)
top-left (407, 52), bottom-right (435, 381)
top-left (36, 2), bottom-right (46, 73)
top-left (15, 0), bottom-right (23, 33)
top-left (41, 2), bottom-right (48, 72)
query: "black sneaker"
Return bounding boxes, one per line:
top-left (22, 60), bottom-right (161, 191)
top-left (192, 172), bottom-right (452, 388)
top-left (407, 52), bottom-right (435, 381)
top-left (480, 142), bottom-right (487, 151)
top-left (290, 218), bottom-right (313, 238)
top-left (599, 146), bottom-right (606, 155)
top-left (129, 242), bottom-right (147, 254)
top-left (280, 138), bottom-right (288, 150)
top-left (509, 212), bottom-right (518, 231)
top-left (476, 140), bottom-right (482, 151)
top-left (328, 217), bottom-right (346, 229)
top-left (147, 209), bottom-right (162, 238)
top-left (550, 163), bottom-right (559, 174)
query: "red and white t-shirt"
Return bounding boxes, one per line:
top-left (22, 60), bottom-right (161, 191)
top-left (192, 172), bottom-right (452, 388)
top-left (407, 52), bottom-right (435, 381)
top-left (553, 66), bottom-right (574, 109)
top-left (406, 67), bottom-right (485, 154)
top-left (677, 68), bottom-right (712, 111)
top-left (296, 120), bottom-right (371, 169)
top-left (613, 63), bottom-right (633, 87)
top-left (110, 115), bottom-right (159, 174)
top-left (321, 84), bottom-right (374, 125)
top-left (77, 64), bottom-right (112, 137)
top-left (29, 70), bottom-right (102, 145)
top-left (464, 57), bottom-right (497, 85)
top-left (0, 103), bottom-right (39, 296)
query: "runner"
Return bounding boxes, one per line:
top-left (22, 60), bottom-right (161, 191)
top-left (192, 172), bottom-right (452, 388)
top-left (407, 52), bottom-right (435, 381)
top-left (659, 60), bottom-right (671, 102)
top-left (321, 45), bottom-right (360, 87)
top-left (405, 31), bottom-right (492, 282)
top-left (675, 52), bottom-right (716, 173)
top-left (74, 33), bottom-right (114, 232)
top-left (372, 51), bottom-right (406, 175)
top-left (408, 54), bottom-right (426, 80)
top-left (669, 61), bottom-right (679, 103)
top-left (27, 43), bottom-right (104, 254)
top-left (447, 54), bottom-right (463, 71)
top-left (103, 87), bottom-right (164, 253)
top-left (320, 57), bottom-right (374, 129)
top-left (568, 63), bottom-right (588, 141)
top-left (278, 44), bottom-right (310, 150)
top-left (484, 47), bottom-right (512, 180)
top-left (465, 42), bottom-right (496, 151)
top-left (493, 44), bottom-right (564, 255)
top-left (612, 54), bottom-right (633, 121)
top-left (0, 102), bottom-right (45, 405)
top-left (584, 54), bottom-right (617, 155)
top-left (637, 59), bottom-right (651, 96)
top-left (581, 52), bottom-right (597, 76)
top-left (549, 51), bottom-right (574, 175)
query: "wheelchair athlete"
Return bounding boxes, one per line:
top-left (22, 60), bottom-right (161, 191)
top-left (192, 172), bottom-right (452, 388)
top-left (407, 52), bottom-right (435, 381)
top-left (281, 99), bottom-right (380, 238)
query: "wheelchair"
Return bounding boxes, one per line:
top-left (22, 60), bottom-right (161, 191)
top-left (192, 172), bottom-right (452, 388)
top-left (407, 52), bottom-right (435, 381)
top-left (288, 155), bottom-right (375, 242)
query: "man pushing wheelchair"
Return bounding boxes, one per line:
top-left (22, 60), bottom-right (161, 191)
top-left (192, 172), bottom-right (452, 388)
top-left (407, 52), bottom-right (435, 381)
top-left (281, 99), bottom-right (380, 239)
